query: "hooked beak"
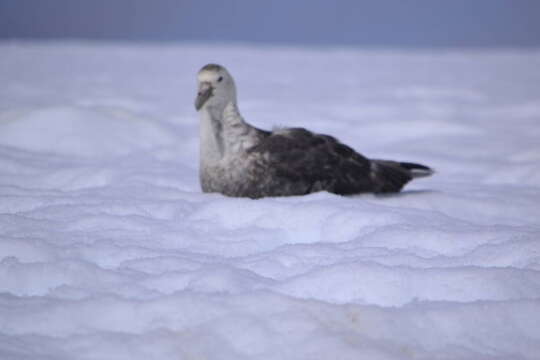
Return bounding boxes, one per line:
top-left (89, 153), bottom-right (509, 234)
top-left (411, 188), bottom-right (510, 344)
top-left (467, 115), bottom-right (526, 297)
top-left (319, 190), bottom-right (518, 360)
top-left (195, 82), bottom-right (213, 111)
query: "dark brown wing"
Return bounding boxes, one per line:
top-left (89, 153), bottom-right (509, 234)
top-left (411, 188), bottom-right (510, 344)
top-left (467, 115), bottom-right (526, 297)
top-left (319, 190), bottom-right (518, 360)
top-left (247, 127), bottom-right (374, 195)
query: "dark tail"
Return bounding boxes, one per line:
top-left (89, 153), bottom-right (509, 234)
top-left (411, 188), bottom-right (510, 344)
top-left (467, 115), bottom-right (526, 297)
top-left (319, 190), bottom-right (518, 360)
top-left (371, 160), bottom-right (434, 193)
top-left (398, 161), bottom-right (434, 178)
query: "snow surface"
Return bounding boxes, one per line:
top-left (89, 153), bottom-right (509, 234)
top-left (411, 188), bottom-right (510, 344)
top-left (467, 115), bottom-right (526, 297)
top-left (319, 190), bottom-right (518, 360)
top-left (0, 42), bottom-right (540, 359)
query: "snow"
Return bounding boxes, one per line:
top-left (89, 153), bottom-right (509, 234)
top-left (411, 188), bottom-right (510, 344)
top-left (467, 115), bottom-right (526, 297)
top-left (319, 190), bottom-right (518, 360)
top-left (0, 42), bottom-right (540, 359)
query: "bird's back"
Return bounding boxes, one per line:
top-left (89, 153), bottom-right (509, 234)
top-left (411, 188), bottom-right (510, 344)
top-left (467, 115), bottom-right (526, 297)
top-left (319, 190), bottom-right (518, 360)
top-left (244, 127), bottom-right (376, 197)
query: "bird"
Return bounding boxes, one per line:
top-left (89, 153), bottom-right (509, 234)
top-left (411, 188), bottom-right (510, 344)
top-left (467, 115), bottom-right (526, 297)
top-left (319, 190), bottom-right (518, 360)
top-left (195, 63), bottom-right (433, 199)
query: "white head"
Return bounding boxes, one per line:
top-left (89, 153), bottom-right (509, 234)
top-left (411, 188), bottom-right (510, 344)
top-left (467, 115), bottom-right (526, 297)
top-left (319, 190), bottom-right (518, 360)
top-left (195, 64), bottom-right (237, 112)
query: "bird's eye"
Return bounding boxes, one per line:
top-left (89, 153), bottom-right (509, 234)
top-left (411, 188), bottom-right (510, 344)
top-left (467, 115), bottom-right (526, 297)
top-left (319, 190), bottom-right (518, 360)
top-left (217, 76), bottom-right (223, 82)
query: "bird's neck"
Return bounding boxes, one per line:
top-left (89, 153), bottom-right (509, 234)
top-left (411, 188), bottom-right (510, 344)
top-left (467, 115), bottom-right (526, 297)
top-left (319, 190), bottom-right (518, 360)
top-left (199, 101), bottom-right (254, 164)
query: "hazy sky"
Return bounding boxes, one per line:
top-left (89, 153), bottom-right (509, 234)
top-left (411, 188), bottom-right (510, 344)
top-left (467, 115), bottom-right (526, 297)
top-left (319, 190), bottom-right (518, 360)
top-left (1, 0), bottom-right (539, 47)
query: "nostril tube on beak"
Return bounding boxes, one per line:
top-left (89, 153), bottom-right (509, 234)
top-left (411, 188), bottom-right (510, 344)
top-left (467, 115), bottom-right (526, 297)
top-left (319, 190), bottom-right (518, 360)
top-left (195, 85), bottom-right (214, 111)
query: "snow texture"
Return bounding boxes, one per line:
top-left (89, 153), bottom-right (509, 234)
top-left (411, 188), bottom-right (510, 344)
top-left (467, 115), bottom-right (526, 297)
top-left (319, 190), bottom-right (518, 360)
top-left (0, 42), bottom-right (539, 359)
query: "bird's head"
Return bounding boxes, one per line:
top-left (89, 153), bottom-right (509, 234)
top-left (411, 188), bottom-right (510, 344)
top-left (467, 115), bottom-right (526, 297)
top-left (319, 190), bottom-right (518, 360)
top-left (195, 64), bottom-right (236, 111)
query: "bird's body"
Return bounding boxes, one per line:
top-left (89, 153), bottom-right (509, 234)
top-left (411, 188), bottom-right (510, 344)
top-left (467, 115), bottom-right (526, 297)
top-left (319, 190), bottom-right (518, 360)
top-left (195, 64), bottom-right (433, 199)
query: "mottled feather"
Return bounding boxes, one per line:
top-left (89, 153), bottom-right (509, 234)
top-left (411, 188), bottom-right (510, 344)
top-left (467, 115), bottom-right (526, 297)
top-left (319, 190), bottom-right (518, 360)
top-left (247, 128), bottom-right (374, 195)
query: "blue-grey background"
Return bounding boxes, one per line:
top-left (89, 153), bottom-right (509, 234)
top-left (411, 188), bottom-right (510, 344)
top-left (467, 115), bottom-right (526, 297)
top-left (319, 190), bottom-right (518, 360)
top-left (1, 0), bottom-right (539, 47)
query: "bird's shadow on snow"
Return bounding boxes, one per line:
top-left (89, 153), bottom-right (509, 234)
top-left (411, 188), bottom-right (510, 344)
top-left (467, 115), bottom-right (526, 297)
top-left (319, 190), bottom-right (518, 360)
top-left (344, 189), bottom-right (439, 200)
top-left (373, 189), bottom-right (439, 199)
